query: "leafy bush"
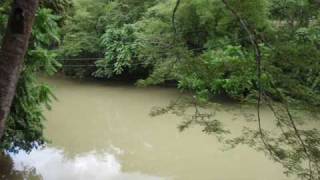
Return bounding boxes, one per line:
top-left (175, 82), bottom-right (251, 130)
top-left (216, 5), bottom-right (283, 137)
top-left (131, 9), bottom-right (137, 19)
top-left (58, 0), bottom-right (320, 106)
top-left (0, 8), bottom-right (61, 152)
top-left (94, 25), bottom-right (139, 78)
top-left (177, 45), bottom-right (257, 101)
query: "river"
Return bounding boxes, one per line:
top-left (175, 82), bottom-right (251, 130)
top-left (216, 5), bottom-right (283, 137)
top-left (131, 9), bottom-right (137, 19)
top-left (1, 76), bottom-right (313, 180)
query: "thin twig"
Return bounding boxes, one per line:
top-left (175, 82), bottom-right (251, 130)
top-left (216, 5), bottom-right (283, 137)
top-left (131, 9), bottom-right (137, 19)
top-left (172, 0), bottom-right (181, 35)
top-left (221, 0), bottom-right (275, 160)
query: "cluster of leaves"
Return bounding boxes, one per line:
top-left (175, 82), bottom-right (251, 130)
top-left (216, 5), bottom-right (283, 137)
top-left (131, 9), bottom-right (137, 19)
top-left (58, 0), bottom-right (155, 77)
top-left (0, 2), bottom-right (65, 152)
top-left (177, 45), bottom-right (257, 101)
top-left (94, 25), bottom-right (140, 78)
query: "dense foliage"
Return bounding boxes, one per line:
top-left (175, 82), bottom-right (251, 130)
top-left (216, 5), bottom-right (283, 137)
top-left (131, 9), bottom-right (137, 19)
top-left (0, 0), bottom-right (70, 152)
top-left (59, 0), bottom-right (320, 106)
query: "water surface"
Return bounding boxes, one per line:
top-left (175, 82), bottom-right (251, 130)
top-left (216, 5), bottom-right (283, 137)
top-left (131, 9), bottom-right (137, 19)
top-left (0, 76), bottom-right (305, 180)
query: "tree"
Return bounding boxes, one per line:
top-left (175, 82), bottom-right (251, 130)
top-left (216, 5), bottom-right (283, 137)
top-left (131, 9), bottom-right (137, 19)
top-left (0, 0), bottom-right (39, 139)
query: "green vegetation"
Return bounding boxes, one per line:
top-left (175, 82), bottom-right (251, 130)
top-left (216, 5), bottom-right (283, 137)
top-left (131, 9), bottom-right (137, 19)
top-left (0, 0), bottom-right (70, 152)
top-left (0, 0), bottom-right (320, 178)
top-left (59, 0), bottom-right (320, 105)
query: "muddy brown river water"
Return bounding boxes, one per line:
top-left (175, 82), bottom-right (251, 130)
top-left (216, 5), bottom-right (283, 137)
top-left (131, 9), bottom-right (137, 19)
top-left (1, 76), bottom-right (316, 180)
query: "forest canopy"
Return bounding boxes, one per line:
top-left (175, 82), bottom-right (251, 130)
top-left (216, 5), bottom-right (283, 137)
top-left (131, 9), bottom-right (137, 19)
top-left (59, 0), bottom-right (320, 106)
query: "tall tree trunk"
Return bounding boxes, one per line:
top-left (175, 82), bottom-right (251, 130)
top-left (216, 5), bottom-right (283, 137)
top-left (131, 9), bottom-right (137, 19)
top-left (0, 0), bottom-right (39, 139)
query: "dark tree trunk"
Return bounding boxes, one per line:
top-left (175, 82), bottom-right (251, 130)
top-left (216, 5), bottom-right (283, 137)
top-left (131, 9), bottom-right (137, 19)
top-left (0, 0), bottom-right (39, 139)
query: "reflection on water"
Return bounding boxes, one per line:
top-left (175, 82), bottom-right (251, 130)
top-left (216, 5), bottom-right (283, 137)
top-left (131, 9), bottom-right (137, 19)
top-left (2, 147), bottom-right (165, 180)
